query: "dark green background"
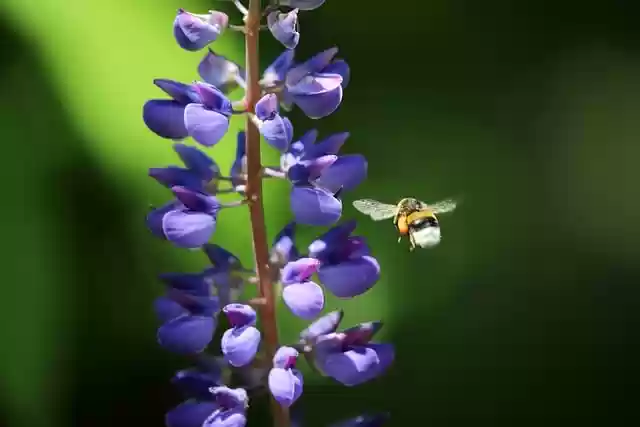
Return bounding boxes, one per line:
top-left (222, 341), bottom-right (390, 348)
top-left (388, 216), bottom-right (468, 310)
top-left (1, 0), bottom-right (639, 426)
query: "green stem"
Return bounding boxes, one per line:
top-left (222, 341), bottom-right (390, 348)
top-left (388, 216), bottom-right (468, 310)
top-left (243, 1), bottom-right (290, 426)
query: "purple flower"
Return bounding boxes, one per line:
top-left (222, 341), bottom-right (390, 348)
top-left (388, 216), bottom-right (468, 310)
top-left (267, 9), bottom-right (300, 49)
top-left (156, 245), bottom-right (249, 316)
top-left (166, 386), bottom-right (248, 427)
top-left (284, 47), bottom-right (350, 119)
top-left (290, 185), bottom-right (342, 226)
top-left (149, 143), bottom-right (220, 192)
top-left (268, 346), bottom-right (303, 407)
top-left (143, 80), bottom-right (232, 147)
top-left (299, 309), bottom-right (344, 344)
top-left (203, 244), bottom-right (252, 306)
top-left (309, 221), bottom-right (380, 298)
top-left (260, 50), bottom-right (295, 91)
top-left (172, 366), bottom-right (223, 400)
top-left (173, 9), bottom-right (229, 51)
top-left (270, 222), bottom-right (300, 268)
top-left (316, 154), bottom-right (367, 192)
top-left (154, 274), bottom-right (219, 354)
top-left (280, 258), bottom-right (324, 319)
top-left (278, 0), bottom-right (326, 11)
top-left (254, 94), bottom-right (294, 152)
top-left (146, 186), bottom-right (221, 249)
top-left (313, 321), bottom-right (394, 386)
top-left (280, 130), bottom-right (365, 203)
top-left (221, 304), bottom-right (261, 367)
top-left (143, 79), bottom-right (199, 139)
top-left (298, 131), bottom-right (349, 161)
top-left (186, 83), bottom-right (233, 147)
top-left (229, 131), bottom-right (247, 192)
top-left (286, 154), bottom-right (338, 185)
top-left (198, 49), bottom-right (246, 94)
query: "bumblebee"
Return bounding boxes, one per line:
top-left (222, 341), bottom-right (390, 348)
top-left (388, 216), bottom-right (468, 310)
top-left (352, 197), bottom-right (458, 251)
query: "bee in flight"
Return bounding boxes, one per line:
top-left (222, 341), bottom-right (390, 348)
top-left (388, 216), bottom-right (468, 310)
top-left (352, 197), bottom-right (458, 251)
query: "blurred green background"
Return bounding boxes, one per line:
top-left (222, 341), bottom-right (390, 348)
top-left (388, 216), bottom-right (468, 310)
top-left (1, 0), bottom-right (640, 426)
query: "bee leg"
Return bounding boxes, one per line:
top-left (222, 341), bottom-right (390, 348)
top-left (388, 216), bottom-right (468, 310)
top-left (397, 236), bottom-right (402, 243)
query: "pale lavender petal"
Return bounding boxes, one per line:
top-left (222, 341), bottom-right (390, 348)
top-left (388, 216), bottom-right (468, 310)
top-left (282, 281), bottom-right (324, 320)
top-left (273, 346), bottom-right (299, 369)
top-left (323, 60), bottom-right (351, 88)
top-left (147, 201), bottom-right (184, 239)
top-left (280, 152), bottom-right (299, 172)
top-left (317, 344), bottom-right (389, 386)
top-left (317, 154), bottom-right (367, 192)
top-left (211, 386), bottom-right (249, 408)
top-left (358, 343), bottom-right (394, 383)
top-left (280, 258), bottom-right (321, 284)
top-left (286, 47), bottom-right (338, 86)
top-left (184, 104), bottom-right (230, 147)
top-left (267, 9), bottom-right (300, 49)
top-left (299, 310), bottom-right (344, 342)
top-left (313, 332), bottom-right (347, 355)
top-left (221, 325), bottom-right (261, 367)
top-left (203, 409), bottom-right (247, 427)
top-left (287, 73), bottom-right (343, 96)
top-left (268, 368), bottom-right (303, 407)
top-left (162, 210), bottom-right (216, 249)
top-left (143, 100), bottom-right (188, 139)
top-left (287, 155), bottom-right (338, 184)
top-left (318, 256), bottom-right (380, 298)
top-left (255, 94), bottom-right (280, 120)
top-left (193, 83), bottom-right (233, 115)
top-left (262, 50), bottom-right (295, 88)
top-left (261, 115), bottom-right (293, 152)
top-left (198, 49), bottom-right (245, 93)
top-left (290, 186), bottom-right (342, 226)
top-left (174, 9), bottom-right (228, 51)
top-left (223, 304), bottom-right (256, 327)
top-left (292, 84), bottom-right (343, 119)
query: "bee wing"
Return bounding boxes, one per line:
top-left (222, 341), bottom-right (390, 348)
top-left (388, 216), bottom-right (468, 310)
top-left (424, 198), bottom-right (458, 214)
top-left (352, 199), bottom-right (398, 221)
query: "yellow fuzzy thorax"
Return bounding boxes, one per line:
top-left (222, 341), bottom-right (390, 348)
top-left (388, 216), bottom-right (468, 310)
top-left (406, 209), bottom-right (436, 224)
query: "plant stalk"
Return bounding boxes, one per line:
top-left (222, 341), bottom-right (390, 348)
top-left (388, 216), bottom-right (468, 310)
top-left (244, 0), bottom-right (290, 426)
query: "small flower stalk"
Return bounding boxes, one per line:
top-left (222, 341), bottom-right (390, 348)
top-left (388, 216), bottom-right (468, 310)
top-left (143, 1), bottom-right (391, 427)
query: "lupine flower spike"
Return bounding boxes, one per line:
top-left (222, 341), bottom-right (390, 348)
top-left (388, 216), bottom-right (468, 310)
top-left (143, 1), bottom-right (393, 426)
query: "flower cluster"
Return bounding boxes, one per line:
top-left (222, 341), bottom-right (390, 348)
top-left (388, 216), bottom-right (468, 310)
top-left (143, 1), bottom-right (392, 426)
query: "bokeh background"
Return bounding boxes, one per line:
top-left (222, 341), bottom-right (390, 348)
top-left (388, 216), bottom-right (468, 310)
top-left (2, 0), bottom-right (640, 426)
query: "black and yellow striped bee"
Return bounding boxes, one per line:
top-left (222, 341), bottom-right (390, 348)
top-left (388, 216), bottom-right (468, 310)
top-left (352, 197), bottom-right (458, 251)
